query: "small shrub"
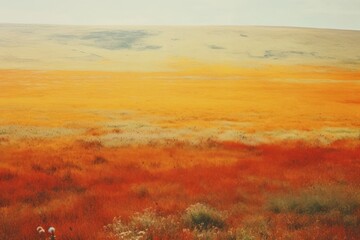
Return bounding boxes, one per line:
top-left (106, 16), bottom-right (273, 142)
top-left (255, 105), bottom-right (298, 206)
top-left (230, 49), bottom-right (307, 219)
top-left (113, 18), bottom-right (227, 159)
top-left (130, 209), bottom-right (159, 230)
top-left (105, 208), bottom-right (180, 240)
top-left (183, 203), bottom-right (226, 230)
top-left (105, 217), bottom-right (141, 240)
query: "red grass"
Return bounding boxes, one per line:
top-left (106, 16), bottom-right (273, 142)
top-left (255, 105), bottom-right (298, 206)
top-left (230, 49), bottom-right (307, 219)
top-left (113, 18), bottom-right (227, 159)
top-left (0, 140), bottom-right (359, 239)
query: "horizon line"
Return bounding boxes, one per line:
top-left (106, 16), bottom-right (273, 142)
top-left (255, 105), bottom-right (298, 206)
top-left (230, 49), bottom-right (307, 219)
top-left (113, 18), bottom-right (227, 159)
top-left (1, 22), bottom-right (359, 32)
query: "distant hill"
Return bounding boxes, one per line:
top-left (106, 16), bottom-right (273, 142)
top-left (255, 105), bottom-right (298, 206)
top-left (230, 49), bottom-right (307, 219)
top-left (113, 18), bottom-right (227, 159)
top-left (0, 24), bottom-right (359, 72)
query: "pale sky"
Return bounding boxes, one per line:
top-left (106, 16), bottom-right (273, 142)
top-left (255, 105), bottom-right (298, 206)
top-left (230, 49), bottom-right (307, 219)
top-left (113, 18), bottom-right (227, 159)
top-left (0, 0), bottom-right (359, 30)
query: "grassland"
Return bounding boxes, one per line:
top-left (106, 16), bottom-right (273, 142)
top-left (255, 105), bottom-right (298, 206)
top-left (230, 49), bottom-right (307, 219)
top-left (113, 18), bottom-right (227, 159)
top-left (1, 139), bottom-right (359, 239)
top-left (0, 25), bottom-right (360, 239)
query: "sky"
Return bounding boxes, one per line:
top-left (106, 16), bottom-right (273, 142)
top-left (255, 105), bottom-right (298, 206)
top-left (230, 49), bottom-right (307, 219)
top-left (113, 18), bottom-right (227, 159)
top-left (0, 0), bottom-right (359, 30)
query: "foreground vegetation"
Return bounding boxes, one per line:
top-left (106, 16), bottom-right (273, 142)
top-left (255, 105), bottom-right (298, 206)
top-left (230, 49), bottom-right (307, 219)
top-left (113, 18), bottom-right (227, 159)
top-left (105, 187), bottom-right (360, 240)
top-left (0, 140), bottom-right (359, 239)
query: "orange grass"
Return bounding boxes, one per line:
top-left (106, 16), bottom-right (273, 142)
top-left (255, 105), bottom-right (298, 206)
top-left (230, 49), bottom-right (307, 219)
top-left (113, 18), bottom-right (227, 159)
top-left (0, 69), bottom-right (360, 131)
top-left (0, 68), bottom-right (359, 239)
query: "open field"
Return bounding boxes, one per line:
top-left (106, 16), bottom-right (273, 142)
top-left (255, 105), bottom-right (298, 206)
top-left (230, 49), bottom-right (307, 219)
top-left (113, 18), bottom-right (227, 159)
top-left (1, 139), bottom-right (360, 239)
top-left (0, 25), bottom-right (360, 239)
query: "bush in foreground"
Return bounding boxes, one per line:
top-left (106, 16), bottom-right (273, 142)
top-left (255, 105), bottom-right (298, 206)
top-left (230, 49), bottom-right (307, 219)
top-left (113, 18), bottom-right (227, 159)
top-left (105, 208), bottom-right (180, 240)
top-left (105, 203), bottom-right (227, 239)
top-left (183, 203), bottom-right (226, 230)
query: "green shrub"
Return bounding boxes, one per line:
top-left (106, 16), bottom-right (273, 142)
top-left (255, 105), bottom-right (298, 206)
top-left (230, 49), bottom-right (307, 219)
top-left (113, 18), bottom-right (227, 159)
top-left (268, 185), bottom-right (360, 215)
top-left (183, 203), bottom-right (226, 230)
